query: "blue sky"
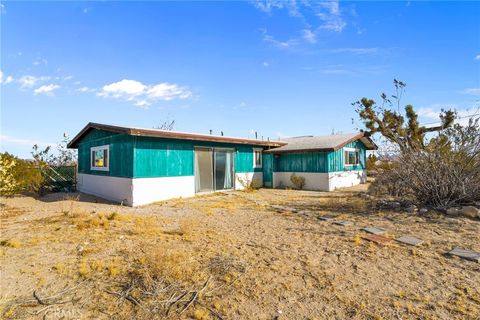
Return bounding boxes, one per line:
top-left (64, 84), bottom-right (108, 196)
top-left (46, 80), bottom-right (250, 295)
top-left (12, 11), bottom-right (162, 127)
top-left (1, 1), bottom-right (479, 158)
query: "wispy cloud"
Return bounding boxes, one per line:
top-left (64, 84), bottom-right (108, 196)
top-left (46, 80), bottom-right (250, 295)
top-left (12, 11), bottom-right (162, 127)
top-left (315, 1), bottom-right (346, 32)
top-left (34, 84), bottom-right (60, 95)
top-left (97, 79), bottom-right (192, 108)
top-left (263, 61), bottom-right (270, 67)
top-left (261, 29), bottom-right (298, 49)
top-left (328, 47), bottom-right (380, 55)
top-left (302, 29), bottom-right (317, 44)
top-left (18, 75), bottom-right (50, 88)
top-left (418, 105), bottom-right (479, 126)
top-left (461, 88), bottom-right (480, 96)
top-left (475, 54), bottom-right (480, 60)
top-left (304, 64), bottom-right (388, 76)
top-left (76, 86), bottom-right (95, 93)
top-left (0, 70), bottom-right (14, 84)
top-left (33, 57), bottom-right (48, 66)
top-left (0, 135), bottom-right (54, 147)
top-left (254, 0), bottom-right (348, 49)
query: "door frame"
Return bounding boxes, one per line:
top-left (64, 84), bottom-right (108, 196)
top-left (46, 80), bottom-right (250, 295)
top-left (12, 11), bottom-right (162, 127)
top-left (194, 147), bottom-right (236, 193)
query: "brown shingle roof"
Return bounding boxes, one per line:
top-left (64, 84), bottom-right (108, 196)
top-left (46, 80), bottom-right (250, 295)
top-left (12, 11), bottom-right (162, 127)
top-left (264, 132), bottom-right (377, 153)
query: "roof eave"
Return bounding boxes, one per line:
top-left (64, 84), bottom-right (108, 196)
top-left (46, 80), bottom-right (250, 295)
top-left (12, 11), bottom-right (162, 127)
top-left (67, 123), bottom-right (286, 148)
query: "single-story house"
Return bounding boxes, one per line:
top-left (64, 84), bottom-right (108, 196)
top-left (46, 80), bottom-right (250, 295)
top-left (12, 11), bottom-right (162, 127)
top-left (67, 122), bottom-right (377, 206)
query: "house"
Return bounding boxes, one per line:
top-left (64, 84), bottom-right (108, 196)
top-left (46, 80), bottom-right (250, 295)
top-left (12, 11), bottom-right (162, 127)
top-left (67, 122), bottom-right (377, 206)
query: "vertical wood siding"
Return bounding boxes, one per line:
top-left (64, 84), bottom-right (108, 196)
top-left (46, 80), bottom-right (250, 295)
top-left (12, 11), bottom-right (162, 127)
top-left (132, 137), bottom-right (263, 178)
top-left (272, 140), bottom-right (367, 173)
top-left (77, 130), bottom-right (134, 177)
top-left (274, 152), bottom-right (329, 173)
top-left (327, 140), bottom-right (366, 172)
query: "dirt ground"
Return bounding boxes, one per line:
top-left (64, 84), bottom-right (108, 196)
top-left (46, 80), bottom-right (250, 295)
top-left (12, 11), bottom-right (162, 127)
top-left (1, 186), bottom-right (479, 319)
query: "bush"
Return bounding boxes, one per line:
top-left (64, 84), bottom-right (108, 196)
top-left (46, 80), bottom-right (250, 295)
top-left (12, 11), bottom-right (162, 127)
top-left (0, 153), bottom-right (43, 196)
top-left (290, 173), bottom-right (306, 190)
top-left (369, 118), bottom-right (480, 209)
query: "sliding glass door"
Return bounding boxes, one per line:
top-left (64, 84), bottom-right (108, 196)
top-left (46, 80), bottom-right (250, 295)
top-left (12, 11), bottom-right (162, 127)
top-left (195, 147), bottom-right (234, 193)
top-left (214, 149), bottom-right (234, 190)
top-left (195, 148), bottom-right (214, 193)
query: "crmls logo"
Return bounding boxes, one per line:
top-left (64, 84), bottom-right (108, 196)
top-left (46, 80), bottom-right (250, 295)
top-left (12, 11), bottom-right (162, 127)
top-left (50, 307), bottom-right (81, 319)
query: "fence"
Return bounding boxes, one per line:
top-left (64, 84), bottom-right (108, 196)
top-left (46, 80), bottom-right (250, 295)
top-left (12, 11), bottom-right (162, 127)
top-left (40, 164), bottom-right (77, 192)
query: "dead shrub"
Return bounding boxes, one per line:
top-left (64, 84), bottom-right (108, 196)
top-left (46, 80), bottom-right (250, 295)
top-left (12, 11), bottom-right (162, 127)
top-left (290, 173), bottom-right (306, 190)
top-left (369, 118), bottom-right (480, 209)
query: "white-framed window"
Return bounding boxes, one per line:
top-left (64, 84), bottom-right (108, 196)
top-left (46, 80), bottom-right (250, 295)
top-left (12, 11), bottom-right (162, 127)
top-left (253, 148), bottom-right (263, 168)
top-left (90, 145), bottom-right (109, 171)
top-left (344, 147), bottom-right (359, 166)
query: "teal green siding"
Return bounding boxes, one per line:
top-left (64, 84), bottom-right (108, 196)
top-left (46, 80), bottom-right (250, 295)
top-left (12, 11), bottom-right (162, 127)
top-left (132, 136), bottom-right (263, 178)
top-left (272, 140), bottom-right (367, 173)
top-left (133, 137), bottom-right (194, 178)
top-left (274, 152), bottom-right (329, 173)
top-left (235, 146), bottom-right (262, 173)
top-left (76, 130), bottom-right (263, 179)
top-left (77, 129), bottom-right (134, 177)
top-left (327, 140), bottom-right (366, 172)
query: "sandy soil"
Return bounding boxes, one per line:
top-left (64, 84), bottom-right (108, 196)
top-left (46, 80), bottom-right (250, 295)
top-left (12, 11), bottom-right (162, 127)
top-left (1, 187), bottom-right (479, 319)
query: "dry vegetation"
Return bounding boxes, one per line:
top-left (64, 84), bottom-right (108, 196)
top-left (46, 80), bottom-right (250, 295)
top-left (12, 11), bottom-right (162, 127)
top-left (1, 187), bottom-right (479, 319)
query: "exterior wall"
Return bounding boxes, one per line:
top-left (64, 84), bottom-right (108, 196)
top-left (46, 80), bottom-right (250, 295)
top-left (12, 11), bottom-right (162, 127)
top-left (273, 172), bottom-right (330, 191)
top-left (328, 170), bottom-right (367, 190)
top-left (235, 172), bottom-right (263, 190)
top-left (132, 176), bottom-right (195, 206)
top-left (270, 140), bottom-right (368, 191)
top-left (133, 136), bottom-right (263, 178)
top-left (75, 130), bottom-right (266, 205)
top-left (77, 173), bottom-right (133, 205)
top-left (77, 129), bottom-right (134, 178)
top-left (274, 152), bottom-right (329, 173)
top-left (328, 140), bottom-right (366, 172)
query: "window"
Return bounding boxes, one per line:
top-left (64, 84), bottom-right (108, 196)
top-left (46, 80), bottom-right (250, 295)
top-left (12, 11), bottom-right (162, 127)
top-left (344, 148), bottom-right (359, 166)
top-left (253, 148), bottom-right (262, 168)
top-left (90, 145), bottom-right (109, 171)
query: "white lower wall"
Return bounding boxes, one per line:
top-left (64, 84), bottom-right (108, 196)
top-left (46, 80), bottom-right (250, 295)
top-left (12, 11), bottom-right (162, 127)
top-left (328, 170), bottom-right (366, 191)
top-left (132, 176), bottom-right (195, 206)
top-left (77, 173), bottom-right (134, 205)
top-left (235, 172), bottom-right (263, 190)
top-left (78, 170), bottom-right (366, 206)
top-left (273, 170), bottom-right (367, 191)
top-left (273, 172), bottom-right (330, 191)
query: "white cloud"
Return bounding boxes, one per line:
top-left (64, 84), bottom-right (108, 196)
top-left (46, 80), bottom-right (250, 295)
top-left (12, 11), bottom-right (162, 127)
top-left (316, 1), bottom-right (346, 32)
top-left (0, 135), bottom-right (53, 147)
top-left (261, 28), bottom-right (297, 49)
top-left (263, 61), bottom-right (270, 67)
top-left (461, 88), bottom-right (480, 96)
top-left (18, 75), bottom-right (50, 88)
top-left (34, 84), bottom-right (60, 95)
top-left (417, 107), bottom-right (442, 120)
top-left (418, 105), bottom-right (479, 127)
top-left (76, 86), bottom-right (94, 93)
top-left (98, 79), bottom-right (192, 108)
top-left (255, 0), bottom-right (347, 49)
top-left (0, 70), bottom-right (14, 84)
top-left (33, 58), bottom-right (48, 66)
top-left (475, 54), bottom-right (480, 60)
top-left (329, 48), bottom-right (379, 55)
top-left (302, 29), bottom-right (317, 44)
top-left (0, 3), bottom-right (5, 14)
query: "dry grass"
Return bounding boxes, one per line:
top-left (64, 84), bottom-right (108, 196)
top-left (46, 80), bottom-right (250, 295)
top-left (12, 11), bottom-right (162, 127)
top-left (1, 189), bottom-right (479, 319)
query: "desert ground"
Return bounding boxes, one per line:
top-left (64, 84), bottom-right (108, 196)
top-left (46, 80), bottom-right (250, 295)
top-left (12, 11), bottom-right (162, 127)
top-left (1, 186), bottom-right (479, 319)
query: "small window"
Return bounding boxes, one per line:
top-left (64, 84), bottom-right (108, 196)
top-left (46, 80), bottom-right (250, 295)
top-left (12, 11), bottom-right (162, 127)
top-left (344, 148), bottom-right (359, 166)
top-left (90, 145), bottom-right (109, 171)
top-left (253, 148), bottom-right (262, 168)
